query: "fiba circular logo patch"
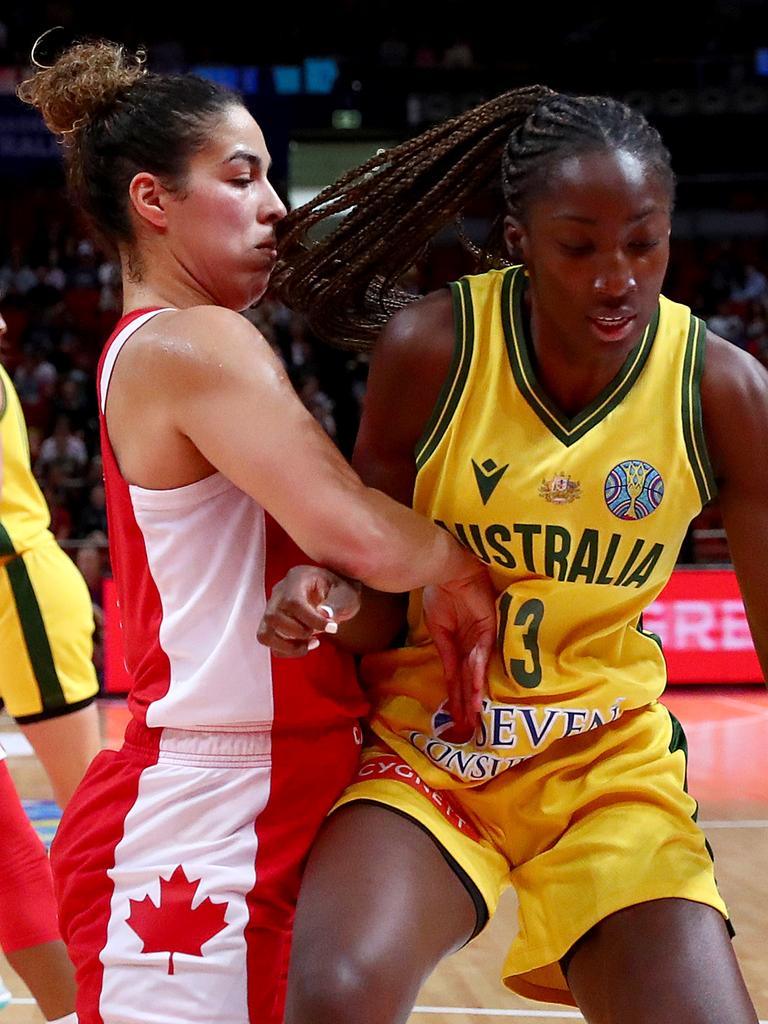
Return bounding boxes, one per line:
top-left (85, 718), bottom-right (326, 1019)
top-left (604, 460), bottom-right (664, 520)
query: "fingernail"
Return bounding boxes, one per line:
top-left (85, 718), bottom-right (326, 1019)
top-left (318, 605), bottom-right (338, 633)
top-left (308, 638), bottom-right (320, 650)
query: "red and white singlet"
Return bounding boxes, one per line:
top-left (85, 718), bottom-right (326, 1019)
top-left (52, 308), bottom-right (365, 1024)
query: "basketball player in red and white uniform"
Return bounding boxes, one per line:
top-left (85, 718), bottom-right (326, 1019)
top-left (20, 39), bottom-right (495, 1024)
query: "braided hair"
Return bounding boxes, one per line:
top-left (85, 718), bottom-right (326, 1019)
top-left (273, 88), bottom-right (674, 350)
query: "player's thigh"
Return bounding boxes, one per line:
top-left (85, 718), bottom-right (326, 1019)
top-left (566, 897), bottom-right (757, 1024)
top-left (287, 801), bottom-right (478, 1020)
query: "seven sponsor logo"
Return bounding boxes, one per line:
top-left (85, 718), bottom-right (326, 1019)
top-left (406, 697), bottom-right (627, 784)
top-left (432, 702), bottom-right (475, 744)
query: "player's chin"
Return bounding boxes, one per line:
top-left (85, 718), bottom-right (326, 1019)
top-left (225, 282), bottom-right (267, 312)
top-left (241, 276), bottom-right (271, 310)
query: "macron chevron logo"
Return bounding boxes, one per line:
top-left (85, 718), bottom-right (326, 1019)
top-left (471, 458), bottom-right (508, 505)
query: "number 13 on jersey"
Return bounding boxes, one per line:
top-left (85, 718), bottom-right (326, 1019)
top-left (497, 593), bottom-right (545, 688)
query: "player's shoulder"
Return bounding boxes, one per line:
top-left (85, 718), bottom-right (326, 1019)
top-left (703, 329), bottom-right (768, 403)
top-left (382, 289), bottom-right (453, 344)
top-left (160, 305), bottom-right (259, 350)
top-left (374, 289), bottom-right (455, 379)
top-left (701, 329), bottom-right (768, 478)
top-left (122, 305), bottom-right (267, 378)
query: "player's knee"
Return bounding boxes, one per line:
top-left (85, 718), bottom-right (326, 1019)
top-left (287, 949), bottom-right (404, 1023)
top-left (288, 954), bottom-right (370, 1021)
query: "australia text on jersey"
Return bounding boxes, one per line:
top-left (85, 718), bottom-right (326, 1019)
top-left (436, 519), bottom-right (664, 588)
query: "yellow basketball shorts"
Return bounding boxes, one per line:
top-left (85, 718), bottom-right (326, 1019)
top-left (0, 536), bottom-right (99, 721)
top-left (332, 701), bottom-right (728, 1006)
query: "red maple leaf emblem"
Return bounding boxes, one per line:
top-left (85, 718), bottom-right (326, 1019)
top-left (126, 865), bottom-right (228, 975)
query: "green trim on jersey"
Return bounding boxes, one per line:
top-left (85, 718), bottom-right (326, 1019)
top-left (682, 317), bottom-right (717, 504)
top-left (501, 267), bottom-right (660, 447)
top-left (0, 521), bottom-right (15, 558)
top-left (0, 371), bottom-right (6, 421)
top-left (667, 710), bottom-right (690, 798)
top-left (415, 278), bottom-right (475, 470)
top-left (637, 612), bottom-right (665, 657)
top-left (1, 532), bottom-right (66, 711)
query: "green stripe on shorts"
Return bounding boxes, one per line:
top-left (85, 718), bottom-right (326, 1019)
top-left (2, 533), bottom-right (66, 712)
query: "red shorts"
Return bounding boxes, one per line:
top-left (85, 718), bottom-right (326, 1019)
top-left (51, 718), bottom-right (361, 1024)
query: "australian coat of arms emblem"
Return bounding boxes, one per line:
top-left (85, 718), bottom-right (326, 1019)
top-left (539, 473), bottom-right (581, 504)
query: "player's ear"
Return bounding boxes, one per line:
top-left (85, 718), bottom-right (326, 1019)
top-left (503, 215), bottom-right (528, 265)
top-left (128, 172), bottom-right (172, 231)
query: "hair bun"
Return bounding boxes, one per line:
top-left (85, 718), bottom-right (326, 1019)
top-left (18, 38), bottom-right (145, 137)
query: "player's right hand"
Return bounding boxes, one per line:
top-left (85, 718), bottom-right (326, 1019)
top-left (257, 565), bottom-right (361, 658)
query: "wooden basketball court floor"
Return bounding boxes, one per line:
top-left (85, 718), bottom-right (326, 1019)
top-left (1, 684), bottom-right (766, 1023)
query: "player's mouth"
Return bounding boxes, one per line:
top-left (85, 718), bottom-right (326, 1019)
top-left (587, 312), bottom-right (637, 342)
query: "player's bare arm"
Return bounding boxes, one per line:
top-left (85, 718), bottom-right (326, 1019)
top-left (106, 304), bottom-right (484, 594)
top-left (259, 290), bottom-right (497, 723)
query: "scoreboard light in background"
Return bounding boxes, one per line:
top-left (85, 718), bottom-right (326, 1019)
top-left (332, 109), bottom-right (362, 129)
top-left (191, 65), bottom-right (257, 91)
top-left (273, 59), bottom-right (340, 96)
top-left (240, 68), bottom-right (260, 94)
top-left (189, 60), bottom-right (339, 97)
top-left (273, 66), bottom-right (302, 95)
top-left (304, 57), bottom-right (339, 94)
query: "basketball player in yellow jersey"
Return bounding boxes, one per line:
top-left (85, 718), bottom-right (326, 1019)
top-left (0, 311), bottom-right (101, 809)
top-left (262, 91), bottom-right (764, 1022)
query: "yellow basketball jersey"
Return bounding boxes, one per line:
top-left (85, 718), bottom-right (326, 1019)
top-left (0, 363), bottom-right (51, 558)
top-left (363, 266), bottom-right (715, 789)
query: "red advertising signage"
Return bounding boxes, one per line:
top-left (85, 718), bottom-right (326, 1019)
top-left (644, 569), bottom-right (762, 684)
top-left (102, 569), bottom-right (763, 693)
